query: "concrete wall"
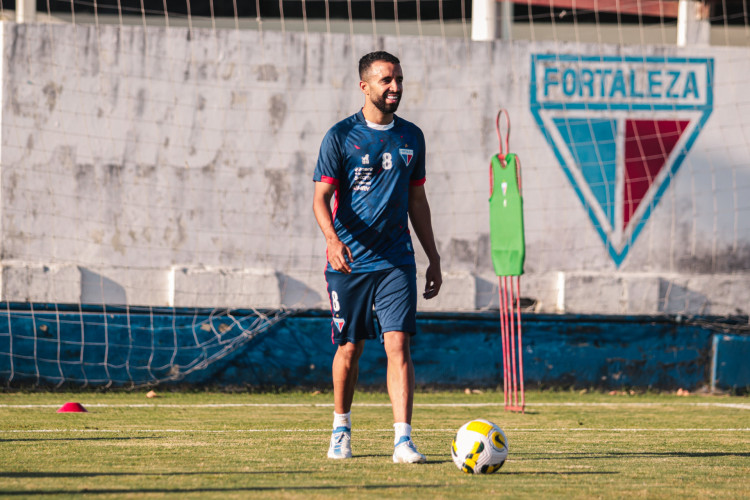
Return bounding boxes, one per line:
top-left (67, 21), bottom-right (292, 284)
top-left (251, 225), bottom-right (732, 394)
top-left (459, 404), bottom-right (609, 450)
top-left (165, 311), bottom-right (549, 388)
top-left (1, 22), bottom-right (749, 316)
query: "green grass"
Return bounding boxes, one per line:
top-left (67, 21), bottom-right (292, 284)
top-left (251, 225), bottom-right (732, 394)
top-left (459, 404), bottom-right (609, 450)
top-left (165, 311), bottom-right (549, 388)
top-left (1, 390), bottom-right (748, 499)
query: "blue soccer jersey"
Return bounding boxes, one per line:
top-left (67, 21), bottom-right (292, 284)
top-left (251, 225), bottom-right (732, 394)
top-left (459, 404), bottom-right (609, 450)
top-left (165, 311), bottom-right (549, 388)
top-left (313, 110), bottom-right (426, 273)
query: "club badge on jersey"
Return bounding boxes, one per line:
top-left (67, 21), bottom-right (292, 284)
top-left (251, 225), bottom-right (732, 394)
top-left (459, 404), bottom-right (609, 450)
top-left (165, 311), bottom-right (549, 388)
top-left (399, 148), bottom-right (414, 166)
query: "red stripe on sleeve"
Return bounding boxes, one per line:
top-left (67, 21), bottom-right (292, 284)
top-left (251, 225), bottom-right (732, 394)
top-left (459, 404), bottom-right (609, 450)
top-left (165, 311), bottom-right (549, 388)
top-left (320, 176), bottom-right (340, 186)
top-left (410, 177), bottom-right (426, 186)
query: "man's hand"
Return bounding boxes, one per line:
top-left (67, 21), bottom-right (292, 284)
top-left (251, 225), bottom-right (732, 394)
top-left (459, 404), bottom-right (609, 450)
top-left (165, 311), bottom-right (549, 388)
top-left (423, 261), bottom-right (442, 299)
top-left (328, 238), bottom-right (353, 274)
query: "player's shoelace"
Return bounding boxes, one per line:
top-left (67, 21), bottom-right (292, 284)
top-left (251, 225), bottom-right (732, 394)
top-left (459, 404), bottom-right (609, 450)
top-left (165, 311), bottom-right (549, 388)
top-left (328, 426), bottom-right (351, 458)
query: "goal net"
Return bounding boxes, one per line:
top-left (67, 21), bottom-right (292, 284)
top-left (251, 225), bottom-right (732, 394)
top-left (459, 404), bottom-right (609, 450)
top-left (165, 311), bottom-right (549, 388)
top-left (1, 0), bottom-right (748, 386)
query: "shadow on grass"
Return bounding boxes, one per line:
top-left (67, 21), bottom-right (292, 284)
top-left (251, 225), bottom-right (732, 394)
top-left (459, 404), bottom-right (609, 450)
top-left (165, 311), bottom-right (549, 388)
top-left (503, 471), bottom-right (619, 475)
top-left (0, 484), bottom-right (449, 495)
top-left (516, 451), bottom-right (750, 459)
top-left (0, 471), bottom-right (314, 478)
top-left (349, 455), bottom-right (455, 465)
top-left (1, 436), bottom-right (161, 443)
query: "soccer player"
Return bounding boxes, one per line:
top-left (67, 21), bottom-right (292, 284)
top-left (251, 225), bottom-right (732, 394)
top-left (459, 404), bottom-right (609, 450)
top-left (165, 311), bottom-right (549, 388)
top-left (312, 51), bottom-right (442, 463)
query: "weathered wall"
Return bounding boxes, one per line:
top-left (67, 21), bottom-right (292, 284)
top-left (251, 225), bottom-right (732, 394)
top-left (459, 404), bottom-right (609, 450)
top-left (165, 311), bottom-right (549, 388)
top-left (2, 305), bottom-right (747, 391)
top-left (1, 22), bottom-right (749, 315)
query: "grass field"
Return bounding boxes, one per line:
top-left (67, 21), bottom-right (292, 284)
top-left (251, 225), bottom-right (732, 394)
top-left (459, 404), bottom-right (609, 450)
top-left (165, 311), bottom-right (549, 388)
top-left (1, 390), bottom-right (748, 499)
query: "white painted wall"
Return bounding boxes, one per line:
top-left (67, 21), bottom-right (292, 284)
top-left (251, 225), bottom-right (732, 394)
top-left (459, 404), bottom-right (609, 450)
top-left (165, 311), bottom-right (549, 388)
top-left (1, 22), bottom-right (748, 315)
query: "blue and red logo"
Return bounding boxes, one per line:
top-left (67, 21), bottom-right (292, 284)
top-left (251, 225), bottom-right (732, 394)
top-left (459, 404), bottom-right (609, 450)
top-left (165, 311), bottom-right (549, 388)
top-left (399, 148), bottom-right (414, 166)
top-left (530, 54), bottom-right (714, 266)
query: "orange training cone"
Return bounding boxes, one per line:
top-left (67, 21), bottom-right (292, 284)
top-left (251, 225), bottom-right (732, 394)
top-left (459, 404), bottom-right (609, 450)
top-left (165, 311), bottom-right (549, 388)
top-left (57, 402), bottom-right (88, 413)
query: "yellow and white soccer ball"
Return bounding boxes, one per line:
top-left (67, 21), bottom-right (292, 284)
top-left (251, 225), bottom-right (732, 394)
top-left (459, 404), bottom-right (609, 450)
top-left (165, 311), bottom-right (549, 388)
top-left (451, 419), bottom-right (508, 474)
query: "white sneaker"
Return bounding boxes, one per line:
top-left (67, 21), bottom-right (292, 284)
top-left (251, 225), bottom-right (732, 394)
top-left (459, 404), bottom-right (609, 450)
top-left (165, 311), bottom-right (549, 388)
top-left (392, 436), bottom-right (426, 463)
top-left (327, 426), bottom-right (352, 459)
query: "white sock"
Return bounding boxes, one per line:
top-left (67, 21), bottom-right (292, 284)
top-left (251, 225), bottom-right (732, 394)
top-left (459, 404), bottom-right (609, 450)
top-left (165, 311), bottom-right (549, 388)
top-left (394, 422), bottom-right (412, 445)
top-left (333, 411), bottom-right (351, 430)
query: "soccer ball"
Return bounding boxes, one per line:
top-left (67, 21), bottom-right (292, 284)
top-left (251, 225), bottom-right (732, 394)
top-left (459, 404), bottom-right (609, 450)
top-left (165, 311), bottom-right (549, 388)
top-left (451, 419), bottom-right (508, 474)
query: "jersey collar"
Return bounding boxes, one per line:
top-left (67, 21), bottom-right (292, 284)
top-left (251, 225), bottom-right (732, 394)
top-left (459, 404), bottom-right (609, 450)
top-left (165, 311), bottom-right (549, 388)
top-left (356, 109), bottom-right (398, 130)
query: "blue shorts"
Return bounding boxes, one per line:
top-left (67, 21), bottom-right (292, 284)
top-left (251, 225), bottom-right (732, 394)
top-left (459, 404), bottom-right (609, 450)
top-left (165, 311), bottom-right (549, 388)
top-left (325, 265), bottom-right (417, 345)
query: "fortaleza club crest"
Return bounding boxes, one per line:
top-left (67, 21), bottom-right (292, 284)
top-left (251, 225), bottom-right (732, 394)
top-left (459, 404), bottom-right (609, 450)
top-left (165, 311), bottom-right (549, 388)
top-left (399, 148), bottom-right (414, 166)
top-left (530, 54), bottom-right (714, 266)
top-left (333, 317), bottom-right (346, 332)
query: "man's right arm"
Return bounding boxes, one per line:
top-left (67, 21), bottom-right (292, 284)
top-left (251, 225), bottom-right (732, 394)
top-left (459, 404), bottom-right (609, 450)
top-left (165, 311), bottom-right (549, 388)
top-left (313, 181), bottom-right (353, 274)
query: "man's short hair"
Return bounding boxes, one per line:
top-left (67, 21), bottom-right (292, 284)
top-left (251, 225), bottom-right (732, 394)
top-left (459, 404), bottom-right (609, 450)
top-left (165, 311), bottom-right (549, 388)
top-left (359, 51), bottom-right (401, 80)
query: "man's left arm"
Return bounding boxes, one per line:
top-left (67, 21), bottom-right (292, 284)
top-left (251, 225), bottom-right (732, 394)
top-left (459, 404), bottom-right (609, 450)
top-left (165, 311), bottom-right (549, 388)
top-left (408, 184), bottom-right (442, 299)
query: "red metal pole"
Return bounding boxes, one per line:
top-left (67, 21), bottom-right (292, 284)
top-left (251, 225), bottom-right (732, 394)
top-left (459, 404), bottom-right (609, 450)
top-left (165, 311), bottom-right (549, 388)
top-left (507, 275), bottom-right (519, 409)
top-left (515, 276), bottom-right (525, 412)
top-left (499, 276), bottom-right (509, 409)
top-left (503, 276), bottom-right (517, 411)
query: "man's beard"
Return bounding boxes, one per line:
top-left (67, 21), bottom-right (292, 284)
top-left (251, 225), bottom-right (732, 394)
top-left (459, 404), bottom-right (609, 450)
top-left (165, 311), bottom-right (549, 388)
top-left (372, 91), bottom-right (401, 114)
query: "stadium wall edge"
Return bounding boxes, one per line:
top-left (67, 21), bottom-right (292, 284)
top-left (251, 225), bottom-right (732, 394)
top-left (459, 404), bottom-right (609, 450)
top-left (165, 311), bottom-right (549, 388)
top-left (0, 304), bottom-right (747, 392)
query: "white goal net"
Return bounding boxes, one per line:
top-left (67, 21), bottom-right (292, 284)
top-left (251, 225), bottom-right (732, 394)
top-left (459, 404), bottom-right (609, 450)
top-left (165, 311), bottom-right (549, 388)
top-left (1, 0), bottom-right (748, 386)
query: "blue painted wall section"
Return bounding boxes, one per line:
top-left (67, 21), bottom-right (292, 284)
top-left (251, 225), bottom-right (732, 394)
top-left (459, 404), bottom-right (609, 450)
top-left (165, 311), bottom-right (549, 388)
top-left (711, 334), bottom-right (750, 392)
top-left (0, 304), bottom-right (746, 390)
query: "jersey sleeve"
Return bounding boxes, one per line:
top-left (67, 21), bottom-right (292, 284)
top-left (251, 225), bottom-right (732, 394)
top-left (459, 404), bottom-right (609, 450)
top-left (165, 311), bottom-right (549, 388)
top-left (409, 128), bottom-right (426, 186)
top-left (313, 128), bottom-right (343, 186)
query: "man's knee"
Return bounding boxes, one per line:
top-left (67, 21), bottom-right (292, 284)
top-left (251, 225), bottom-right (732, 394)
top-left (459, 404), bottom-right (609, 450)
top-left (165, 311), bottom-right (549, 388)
top-left (336, 340), bottom-right (365, 362)
top-left (383, 331), bottom-right (411, 359)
